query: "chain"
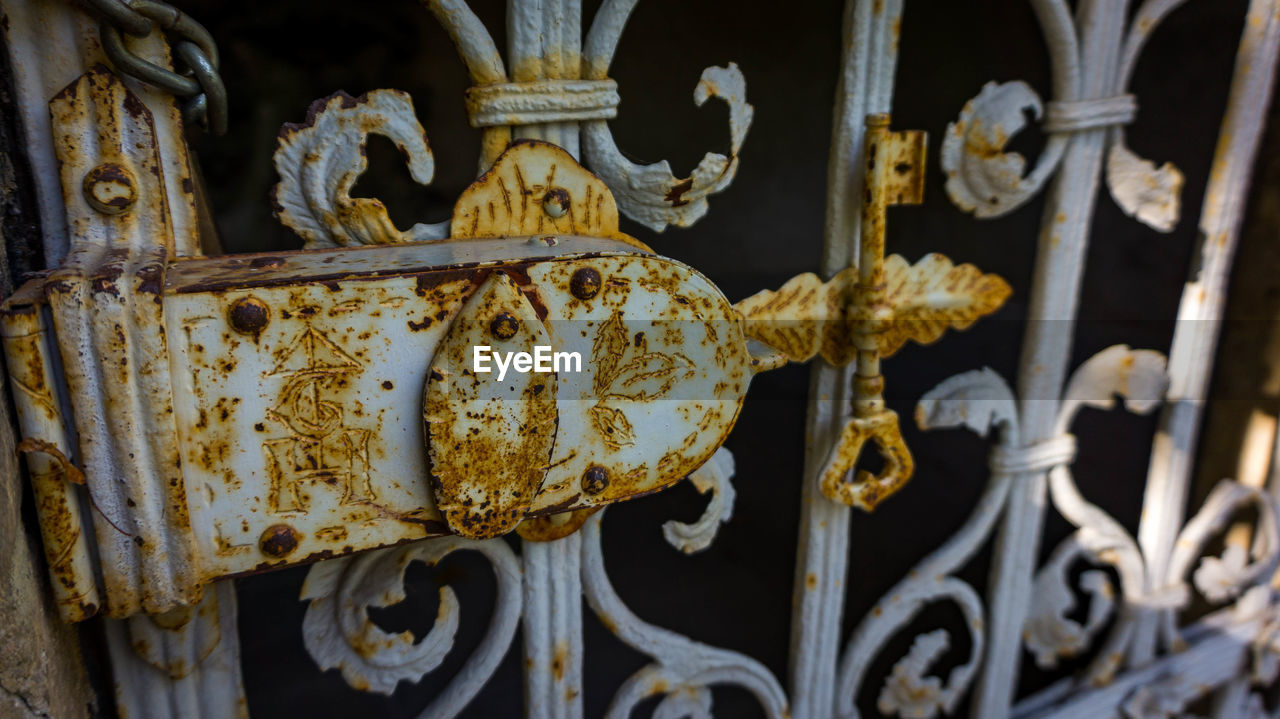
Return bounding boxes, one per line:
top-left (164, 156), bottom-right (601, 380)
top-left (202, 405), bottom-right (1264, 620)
top-left (85, 0), bottom-right (227, 135)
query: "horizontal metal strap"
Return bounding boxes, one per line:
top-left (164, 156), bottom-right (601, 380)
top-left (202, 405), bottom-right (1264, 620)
top-left (465, 78), bottom-right (620, 128)
top-left (1132, 583), bottom-right (1190, 609)
top-left (1044, 94), bottom-right (1137, 133)
top-left (989, 435), bottom-right (1078, 475)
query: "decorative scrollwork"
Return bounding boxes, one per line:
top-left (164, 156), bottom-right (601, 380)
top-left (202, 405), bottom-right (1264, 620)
top-left (1023, 535), bottom-right (1118, 670)
top-left (272, 90), bottom-right (447, 248)
top-left (901, 344), bottom-right (1280, 695)
top-left (1037, 346), bottom-right (1280, 682)
top-left (1159, 481), bottom-right (1280, 651)
top-left (1035, 346), bottom-right (1170, 684)
top-left (941, 81), bottom-right (1063, 219)
top-left (581, 495), bottom-right (787, 718)
top-left (941, 0), bottom-right (1188, 232)
top-left (835, 369), bottom-right (1019, 719)
top-left (300, 537), bottom-right (520, 715)
top-left (662, 447), bottom-right (737, 555)
top-left (877, 630), bottom-right (958, 719)
top-left (581, 63), bottom-right (753, 233)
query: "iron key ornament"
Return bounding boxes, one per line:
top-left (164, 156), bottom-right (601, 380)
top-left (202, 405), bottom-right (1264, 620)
top-left (737, 115), bottom-right (1011, 510)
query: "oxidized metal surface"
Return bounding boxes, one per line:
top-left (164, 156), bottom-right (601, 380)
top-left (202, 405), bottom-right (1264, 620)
top-left (0, 282), bottom-right (100, 621)
top-left (7, 137), bottom-right (767, 613)
top-left (10, 0), bottom-right (1277, 716)
top-left (425, 272), bottom-right (559, 539)
top-left (522, 250), bottom-right (752, 518)
top-left (735, 254), bottom-right (1011, 366)
top-left (165, 232), bottom-right (753, 572)
top-left (736, 115), bottom-right (1010, 511)
top-left (37, 66), bottom-right (198, 618)
top-left (451, 139), bottom-right (646, 249)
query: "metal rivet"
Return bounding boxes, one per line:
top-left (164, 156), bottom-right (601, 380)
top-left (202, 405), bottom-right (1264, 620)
top-left (569, 267), bottom-right (602, 300)
top-left (581, 465), bottom-right (610, 495)
top-left (228, 296), bottom-right (270, 336)
top-left (259, 524), bottom-right (300, 558)
top-left (542, 188), bottom-right (570, 218)
top-left (489, 312), bottom-right (519, 340)
top-left (82, 163), bottom-right (136, 215)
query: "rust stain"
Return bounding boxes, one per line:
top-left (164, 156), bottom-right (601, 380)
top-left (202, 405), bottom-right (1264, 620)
top-left (664, 177), bottom-right (694, 207)
top-left (227, 295), bottom-right (270, 340)
top-left (551, 641), bottom-right (567, 682)
top-left (259, 524), bottom-right (301, 558)
top-left (451, 140), bottom-right (651, 251)
top-left (425, 272), bottom-right (558, 539)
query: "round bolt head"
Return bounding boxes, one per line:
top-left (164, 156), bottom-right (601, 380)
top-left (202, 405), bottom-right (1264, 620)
top-left (82, 163), bottom-right (136, 215)
top-left (259, 524), bottom-right (300, 558)
top-left (569, 267), bottom-right (602, 300)
top-left (228, 296), bottom-right (270, 337)
top-left (489, 312), bottom-right (519, 340)
top-left (581, 465), bottom-right (610, 495)
top-left (542, 188), bottom-right (570, 218)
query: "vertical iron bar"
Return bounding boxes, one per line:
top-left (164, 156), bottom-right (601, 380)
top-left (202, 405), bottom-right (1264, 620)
top-left (788, 1), bottom-right (904, 717)
top-left (973, 1), bottom-right (1128, 714)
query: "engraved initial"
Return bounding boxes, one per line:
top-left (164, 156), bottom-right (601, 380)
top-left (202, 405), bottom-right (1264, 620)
top-left (263, 325), bottom-right (374, 513)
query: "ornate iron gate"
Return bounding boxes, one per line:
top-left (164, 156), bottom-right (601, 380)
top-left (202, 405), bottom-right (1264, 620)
top-left (1, 0), bottom-right (1279, 717)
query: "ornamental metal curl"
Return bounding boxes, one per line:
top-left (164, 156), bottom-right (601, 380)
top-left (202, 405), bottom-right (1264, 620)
top-left (300, 536), bottom-right (521, 712)
top-left (580, 505), bottom-right (789, 719)
top-left (272, 90), bottom-right (446, 248)
top-left (836, 368), bottom-right (1019, 719)
top-left (941, 0), bottom-right (1186, 231)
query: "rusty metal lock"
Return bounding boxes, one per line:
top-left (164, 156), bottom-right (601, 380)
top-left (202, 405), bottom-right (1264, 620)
top-left (0, 80), bottom-right (778, 621)
top-left (3, 69), bottom-right (1004, 623)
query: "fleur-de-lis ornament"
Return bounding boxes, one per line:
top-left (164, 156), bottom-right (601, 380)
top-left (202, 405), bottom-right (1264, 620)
top-left (736, 115), bottom-right (1012, 510)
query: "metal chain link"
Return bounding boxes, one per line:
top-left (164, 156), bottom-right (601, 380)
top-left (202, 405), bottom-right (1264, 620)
top-left (85, 0), bottom-right (227, 135)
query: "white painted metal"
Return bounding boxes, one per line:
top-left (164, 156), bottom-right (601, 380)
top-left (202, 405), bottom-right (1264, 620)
top-left (105, 583), bottom-right (247, 719)
top-left (0, 2), bottom-right (248, 716)
top-left (5, 0), bottom-right (1280, 717)
top-left (300, 536), bottom-right (522, 715)
top-left (790, 2), bottom-right (904, 718)
top-left (523, 535), bottom-right (586, 719)
top-left (810, 0), bottom-right (1280, 716)
top-left (580, 491), bottom-right (789, 719)
top-left (1133, 0), bottom-right (1280, 671)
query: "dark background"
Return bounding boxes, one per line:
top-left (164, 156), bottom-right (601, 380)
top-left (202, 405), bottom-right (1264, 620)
top-left (41, 0), bottom-right (1280, 715)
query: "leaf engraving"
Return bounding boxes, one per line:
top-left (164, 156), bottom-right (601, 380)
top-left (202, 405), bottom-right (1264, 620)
top-left (588, 404), bottom-right (636, 450)
top-left (733, 269), bottom-right (850, 364)
top-left (592, 311), bottom-right (630, 395)
top-left (587, 312), bottom-right (695, 448)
